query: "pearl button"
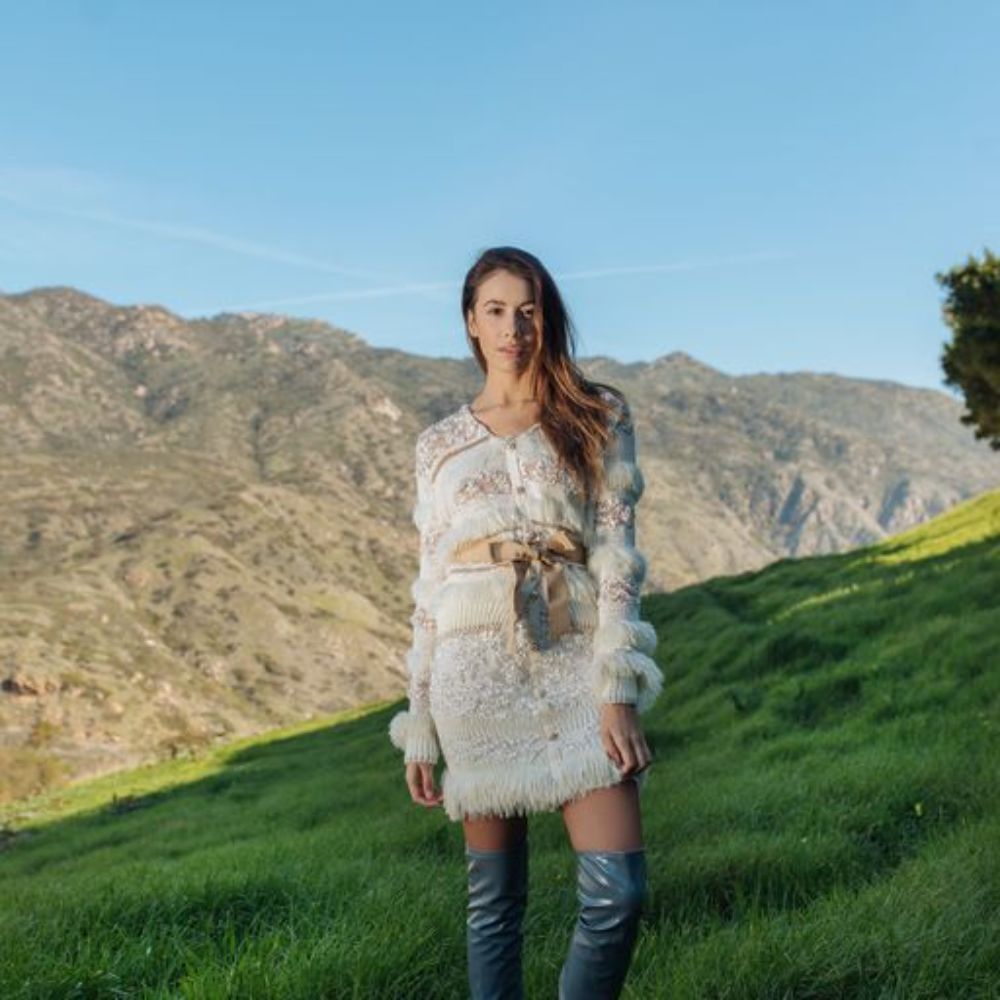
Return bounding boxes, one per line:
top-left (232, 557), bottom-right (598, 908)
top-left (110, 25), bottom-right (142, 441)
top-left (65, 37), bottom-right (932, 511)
top-left (548, 731), bottom-right (559, 740)
top-left (516, 485), bottom-right (526, 494)
top-left (506, 439), bottom-right (516, 450)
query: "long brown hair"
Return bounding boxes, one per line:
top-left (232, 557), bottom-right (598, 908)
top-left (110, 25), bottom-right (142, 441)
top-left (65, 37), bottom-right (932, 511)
top-left (461, 246), bottom-right (625, 501)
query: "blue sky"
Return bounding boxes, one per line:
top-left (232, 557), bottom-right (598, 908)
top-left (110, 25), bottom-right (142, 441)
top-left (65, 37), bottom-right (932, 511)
top-left (1, 1), bottom-right (997, 392)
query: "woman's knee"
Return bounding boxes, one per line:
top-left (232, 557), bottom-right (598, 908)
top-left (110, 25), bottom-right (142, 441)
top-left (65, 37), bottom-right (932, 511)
top-left (463, 811), bottom-right (528, 851)
top-left (575, 848), bottom-right (647, 925)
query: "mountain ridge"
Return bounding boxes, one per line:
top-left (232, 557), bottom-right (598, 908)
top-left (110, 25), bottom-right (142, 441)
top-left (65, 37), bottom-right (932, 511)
top-left (1, 284), bottom-right (996, 795)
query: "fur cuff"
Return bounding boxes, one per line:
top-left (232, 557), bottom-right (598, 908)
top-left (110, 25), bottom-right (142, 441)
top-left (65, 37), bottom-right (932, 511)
top-left (593, 618), bottom-right (658, 656)
top-left (388, 709), bottom-right (441, 764)
top-left (593, 647), bottom-right (664, 713)
top-left (603, 674), bottom-right (640, 704)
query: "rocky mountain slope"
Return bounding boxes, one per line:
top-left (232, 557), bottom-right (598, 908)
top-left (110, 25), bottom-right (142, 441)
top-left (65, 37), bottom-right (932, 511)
top-left (1, 285), bottom-right (996, 797)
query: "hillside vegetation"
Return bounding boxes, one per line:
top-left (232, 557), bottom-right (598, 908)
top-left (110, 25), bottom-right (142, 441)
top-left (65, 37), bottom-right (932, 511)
top-left (4, 286), bottom-right (998, 789)
top-left (1, 488), bottom-right (997, 998)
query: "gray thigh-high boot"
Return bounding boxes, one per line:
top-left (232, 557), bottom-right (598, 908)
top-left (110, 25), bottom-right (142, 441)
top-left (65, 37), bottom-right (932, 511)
top-left (465, 836), bottom-right (529, 1000)
top-left (558, 847), bottom-right (647, 1000)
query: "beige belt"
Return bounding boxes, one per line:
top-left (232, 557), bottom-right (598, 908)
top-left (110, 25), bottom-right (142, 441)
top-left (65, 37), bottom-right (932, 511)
top-left (449, 528), bottom-right (587, 655)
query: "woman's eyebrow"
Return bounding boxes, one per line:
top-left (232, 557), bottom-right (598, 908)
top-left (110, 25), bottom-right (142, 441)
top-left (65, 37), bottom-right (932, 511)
top-left (483, 298), bottom-right (535, 307)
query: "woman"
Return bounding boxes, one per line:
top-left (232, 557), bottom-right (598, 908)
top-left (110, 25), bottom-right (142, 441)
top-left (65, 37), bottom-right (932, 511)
top-left (389, 246), bottom-right (663, 999)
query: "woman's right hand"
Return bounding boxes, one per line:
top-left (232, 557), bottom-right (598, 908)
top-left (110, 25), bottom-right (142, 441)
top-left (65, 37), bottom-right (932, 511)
top-left (406, 761), bottom-right (444, 808)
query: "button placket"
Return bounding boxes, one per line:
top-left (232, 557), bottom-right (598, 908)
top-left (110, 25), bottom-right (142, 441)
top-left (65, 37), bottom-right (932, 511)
top-left (504, 438), bottom-right (556, 749)
top-left (506, 439), bottom-right (524, 488)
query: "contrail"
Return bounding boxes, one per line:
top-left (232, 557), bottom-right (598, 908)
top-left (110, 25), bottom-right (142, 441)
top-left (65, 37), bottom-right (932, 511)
top-left (194, 278), bottom-right (462, 311)
top-left (0, 186), bottom-right (451, 304)
top-left (202, 251), bottom-right (792, 313)
top-left (0, 181), bottom-right (791, 316)
top-left (555, 251), bottom-right (791, 280)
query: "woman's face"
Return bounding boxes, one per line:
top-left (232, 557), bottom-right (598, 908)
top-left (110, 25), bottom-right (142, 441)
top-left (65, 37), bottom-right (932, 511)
top-left (466, 269), bottom-right (541, 373)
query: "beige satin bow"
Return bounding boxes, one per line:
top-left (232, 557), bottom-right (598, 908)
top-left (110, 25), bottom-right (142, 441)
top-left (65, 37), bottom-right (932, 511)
top-left (450, 528), bottom-right (587, 655)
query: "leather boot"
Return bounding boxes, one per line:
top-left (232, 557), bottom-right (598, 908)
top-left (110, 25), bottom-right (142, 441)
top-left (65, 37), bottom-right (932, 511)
top-left (465, 836), bottom-right (529, 1000)
top-left (558, 847), bottom-right (647, 1000)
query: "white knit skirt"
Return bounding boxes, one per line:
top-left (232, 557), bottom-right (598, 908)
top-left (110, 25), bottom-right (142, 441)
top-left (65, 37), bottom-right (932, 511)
top-left (429, 618), bottom-right (651, 823)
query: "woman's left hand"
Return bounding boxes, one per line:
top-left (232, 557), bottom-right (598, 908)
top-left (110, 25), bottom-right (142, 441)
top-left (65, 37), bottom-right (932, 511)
top-left (600, 703), bottom-right (652, 778)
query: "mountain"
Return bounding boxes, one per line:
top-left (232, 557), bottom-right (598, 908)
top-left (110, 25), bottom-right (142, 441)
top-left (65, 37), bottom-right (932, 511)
top-left (1, 285), bottom-right (997, 795)
top-left (1, 488), bottom-right (996, 997)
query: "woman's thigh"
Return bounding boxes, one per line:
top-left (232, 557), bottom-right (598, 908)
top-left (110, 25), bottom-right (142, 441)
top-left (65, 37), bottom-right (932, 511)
top-left (463, 813), bottom-right (529, 850)
top-left (560, 778), bottom-right (643, 852)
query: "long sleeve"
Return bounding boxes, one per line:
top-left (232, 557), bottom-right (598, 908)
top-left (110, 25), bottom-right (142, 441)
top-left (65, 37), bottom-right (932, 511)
top-left (585, 398), bottom-right (664, 713)
top-left (387, 436), bottom-right (443, 764)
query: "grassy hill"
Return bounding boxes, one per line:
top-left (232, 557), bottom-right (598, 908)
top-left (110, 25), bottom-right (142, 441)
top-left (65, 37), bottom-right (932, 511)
top-left (4, 285), bottom-right (999, 791)
top-left (1, 489), bottom-right (997, 998)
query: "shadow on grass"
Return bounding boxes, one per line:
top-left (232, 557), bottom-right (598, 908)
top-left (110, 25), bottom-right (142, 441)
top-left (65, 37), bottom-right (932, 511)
top-left (0, 506), bottom-right (996, 996)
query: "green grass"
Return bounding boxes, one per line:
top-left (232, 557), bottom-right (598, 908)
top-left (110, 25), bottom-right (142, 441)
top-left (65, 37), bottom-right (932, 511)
top-left (1, 489), bottom-right (998, 998)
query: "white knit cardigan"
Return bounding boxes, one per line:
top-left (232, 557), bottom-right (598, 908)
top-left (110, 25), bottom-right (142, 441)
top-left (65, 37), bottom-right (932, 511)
top-left (388, 389), bottom-right (663, 764)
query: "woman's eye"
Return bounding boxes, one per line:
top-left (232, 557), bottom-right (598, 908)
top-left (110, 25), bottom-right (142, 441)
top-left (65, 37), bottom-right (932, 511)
top-left (485, 307), bottom-right (532, 318)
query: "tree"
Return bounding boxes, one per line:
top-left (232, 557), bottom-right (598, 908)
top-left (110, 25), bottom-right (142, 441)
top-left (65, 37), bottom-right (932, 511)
top-left (936, 247), bottom-right (1000, 450)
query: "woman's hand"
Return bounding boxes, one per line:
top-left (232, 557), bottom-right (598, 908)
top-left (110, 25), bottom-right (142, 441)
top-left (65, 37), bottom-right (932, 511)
top-left (405, 760), bottom-right (444, 808)
top-left (600, 703), bottom-right (652, 778)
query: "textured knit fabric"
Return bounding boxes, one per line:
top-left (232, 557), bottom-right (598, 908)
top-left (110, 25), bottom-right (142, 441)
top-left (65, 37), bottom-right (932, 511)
top-left (388, 387), bottom-right (663, 822)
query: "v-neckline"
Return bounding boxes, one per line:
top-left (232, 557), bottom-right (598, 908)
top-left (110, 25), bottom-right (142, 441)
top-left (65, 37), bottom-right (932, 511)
top-left (464, 402), bottom-right (541, 441)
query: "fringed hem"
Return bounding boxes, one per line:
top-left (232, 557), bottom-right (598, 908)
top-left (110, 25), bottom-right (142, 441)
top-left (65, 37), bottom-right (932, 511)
top-left (388, 708), bottom-right (441, 764)
top-left (440, 743), bottom-right (650, 823)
